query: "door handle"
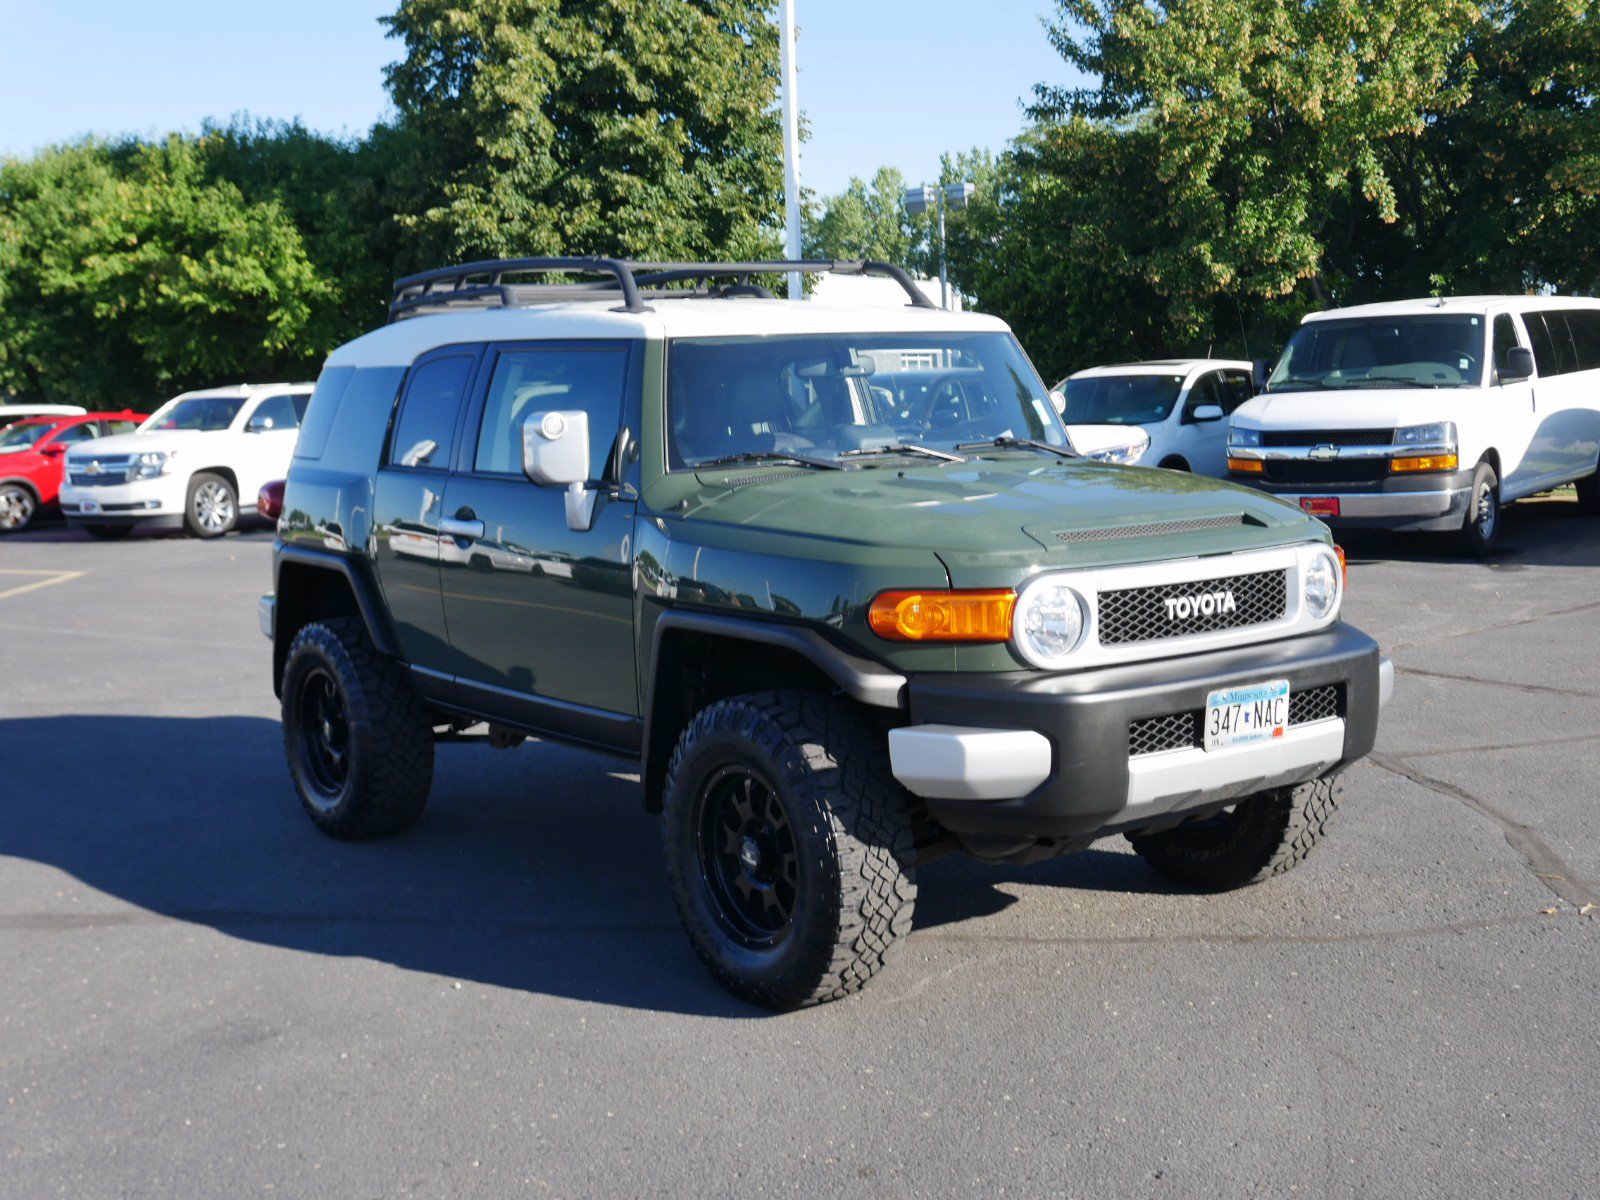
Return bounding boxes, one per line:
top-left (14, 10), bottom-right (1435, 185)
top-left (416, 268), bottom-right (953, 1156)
top-left (439, 516), bottom-right (485, 541)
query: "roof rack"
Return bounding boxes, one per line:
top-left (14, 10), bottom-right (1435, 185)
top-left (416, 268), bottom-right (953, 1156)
top-left (387, 257), bottom-right (938, 322)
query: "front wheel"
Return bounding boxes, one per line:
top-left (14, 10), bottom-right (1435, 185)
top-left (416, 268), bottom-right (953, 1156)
top-left (661, 691), bottom-right (917, 1010)
top-left (1127, 774), bottom-right (1342, 891)
top-left (1458, 461), bottom-right (1500, 558)
top-left (185, 472), bottom-right (238, 538)
top-left (0, 484), bottom-right (37, 533)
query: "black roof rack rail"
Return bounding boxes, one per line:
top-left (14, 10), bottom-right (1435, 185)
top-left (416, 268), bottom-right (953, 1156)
top-left (387, 257), bottom-right (937, 322)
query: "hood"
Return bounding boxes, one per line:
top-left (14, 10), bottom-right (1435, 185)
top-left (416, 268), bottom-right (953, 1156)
top-left (656, 453), bottom-right (1322, 581)
top-left (1064, 423), bottom-right (1153, 456)
top-left (1235, 388), bottom-right (1463, 430)
top-left (63, 428), bottom-right (206, 462)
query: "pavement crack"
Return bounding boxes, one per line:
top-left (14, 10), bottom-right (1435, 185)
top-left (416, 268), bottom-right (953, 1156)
top-left (1370, 752), bottom-right (1599, 907)
top-left (1398, 731), bottom-right (1600, 760)
top-left (1386, 599), bottom-right (1600, 652)
top-left (1395, 665), bottom-right (1600, 701)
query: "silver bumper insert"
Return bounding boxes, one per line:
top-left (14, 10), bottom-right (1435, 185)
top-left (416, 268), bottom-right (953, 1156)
top-left (258, 593), bottom-right (275, 641)
top-left (1125, 719), bottom-right (1346, 818)
top-left (888, 725), bottom-right (1053, 801)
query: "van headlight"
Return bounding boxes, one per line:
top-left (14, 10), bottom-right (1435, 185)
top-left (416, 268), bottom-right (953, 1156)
top-left (1394, 421), bottom-right (1456, 448)
top-left (1229, 426), bottom-right (1263, 448)
top-left (1013, 577), bottom-right (1088, 667)
top-left (132, 450), bottom-right (175, 479)
top-left (1303, 549), bottom-right (1341, 620)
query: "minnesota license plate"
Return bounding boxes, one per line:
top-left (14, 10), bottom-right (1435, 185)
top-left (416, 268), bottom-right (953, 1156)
top-left (1204, 679), bottom-right (1290, 752)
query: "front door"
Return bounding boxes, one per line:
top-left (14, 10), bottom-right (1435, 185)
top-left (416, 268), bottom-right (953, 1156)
top-left (1493, 313), bottom-right (1543, 498)
top-left (370, 349), bottom-right (480, 676)
top-left (439, 340), bottom-right (641, 731)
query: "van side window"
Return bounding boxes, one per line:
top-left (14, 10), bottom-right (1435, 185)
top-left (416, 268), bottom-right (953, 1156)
top-left (1525, 313), bottom-right (1561, 378)
top-left (1184, 373), bottom-right (1226, 418)
top-left (390, 355), bottom-right (475, 470)
top-left (473, 347), bottom-right (629, 476)
top-left (1564, 310), bottom-right (1600, 372)
top-left (1492, 314), bottom-right (1522, 376)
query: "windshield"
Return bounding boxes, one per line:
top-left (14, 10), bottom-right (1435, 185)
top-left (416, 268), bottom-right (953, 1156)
top-left (0, 420), bottom-right (57, 452)
top-left (144, 396), bottom-right (246, 432)
top-left (666, 331), bottom-right (1066, 468)
top-left (1270, 315), bottom-right (1485, 391)
top-left (1062, 374), bottom-right (1185, 425)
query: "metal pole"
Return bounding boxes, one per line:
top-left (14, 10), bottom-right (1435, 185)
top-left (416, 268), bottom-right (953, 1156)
top-left (778, 0), bottom-right (803, 300)
top-left (937, 191), bottom-right (949, 310)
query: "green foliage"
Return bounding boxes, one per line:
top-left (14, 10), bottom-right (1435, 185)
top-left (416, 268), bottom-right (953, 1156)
top-left (380, 0), bottom-right (785, 268)
top-left (804, 166), bottom-right (914, 264)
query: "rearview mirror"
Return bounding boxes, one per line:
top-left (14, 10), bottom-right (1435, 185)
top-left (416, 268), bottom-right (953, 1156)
top-left (1049, 389), bottom-right (1067, 414)
top-left (1191, 404), bottom-right (1225, 422)
top-left (1499, 346), bottom-right (1535, 384)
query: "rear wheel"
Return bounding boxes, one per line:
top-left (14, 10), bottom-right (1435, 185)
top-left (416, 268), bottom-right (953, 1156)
top-left (185, 472), bottom-right (238, 538)
top-left (281, 617), bottom-right (434, 839)
top-left (1458, 460), bottom-right (1500, 558)
top-left (81, 523), bottom-right (133, 541)
top-left (1127, 774), bottom-right (1342, 891)
top-left (661, 690), bottom-right (917, 1010)
top-left (0, 483), bottom-right (37, 533)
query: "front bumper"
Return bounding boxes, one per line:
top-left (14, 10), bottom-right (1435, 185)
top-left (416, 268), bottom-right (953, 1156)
top-left (1232, 469), bottom-right (1472, 532)
top-left (59, 475), bottom-right (188, 526)
top-left (889, 623), bottom-right (1385, 847)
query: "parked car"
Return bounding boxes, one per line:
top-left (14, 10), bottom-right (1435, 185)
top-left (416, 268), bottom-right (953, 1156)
top-left (0, 411), bottom-right (143, 532)
top-left (261, 256), bottom-right (1390, 1010)
top-left (1053, 359), bottom-right (1256, 473)
top-left (0, 404), bottom-right (87, 432)
top-left (1226, 296), bottom-right (1600, 555)
top-left (58, 383), bottom-right (312, 539)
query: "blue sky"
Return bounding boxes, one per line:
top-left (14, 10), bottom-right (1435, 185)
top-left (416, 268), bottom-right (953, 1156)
top-left (0, 0), bottom-right (1079, 197)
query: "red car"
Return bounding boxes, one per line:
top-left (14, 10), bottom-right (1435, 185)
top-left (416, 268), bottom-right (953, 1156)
top-left (0, 411), bottom-right (144, 533)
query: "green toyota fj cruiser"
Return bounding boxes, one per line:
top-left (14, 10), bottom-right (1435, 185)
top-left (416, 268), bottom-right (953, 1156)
top-left (261, 258), bottom-right (1392, 1009)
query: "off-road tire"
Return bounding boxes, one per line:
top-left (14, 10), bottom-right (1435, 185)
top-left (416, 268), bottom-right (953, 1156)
top-left (281, 617), bottom-right (434, 839)
top-left (661, 690), bottom-right (917, 1010)
top-left (1575, 471), bottom-right (1600, 515)
top-left (1458, 460), bottom-right (1500, 558)
top-left (1126, 773), bottom-right (1342, 891)
top-left (0, 483), bottom-right (37, 532)
top-left (185, 471), bottom-right (238, 538)
top-left (81, 523), bottom-right (133, 541)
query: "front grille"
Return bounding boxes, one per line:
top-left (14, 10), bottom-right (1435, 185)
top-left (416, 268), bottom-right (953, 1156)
top-left (1053, 515), bottom-right (1245, 544)
top-left (1263, 459), bottom-right (1388, 486)
top-left (1098, 569), bottom-right (1286, 645)
top-left (67, 455), bottom-right (135, 486)
top-left (1128, 684), bottom-right (1345, 758)
top-left (1261, 429), bottom-right (1393, 447)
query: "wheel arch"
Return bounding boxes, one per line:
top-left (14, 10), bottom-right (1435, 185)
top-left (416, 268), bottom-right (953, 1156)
top-left (0, 476), bottom-right (41, 502)
top-left (272, 546), bottom-right (399, 696)
top-left (191, 466), bottom-right (240, 498)
top-left (1157, 455), bottom-right (1190, 472)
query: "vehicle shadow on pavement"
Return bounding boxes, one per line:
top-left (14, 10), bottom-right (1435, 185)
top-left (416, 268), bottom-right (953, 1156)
top-left (913, 849), bottom-right (1183, 930)
top-left (0, 715), bottom-right (763, 1018)
top-left (1338, 494), bottom-right (1600, 569)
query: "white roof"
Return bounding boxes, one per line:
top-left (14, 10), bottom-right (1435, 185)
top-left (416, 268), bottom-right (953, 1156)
top-left (1065, 358), bottom-right (1252, 381)
top-left (326, 298), bottom-right (1012, 369)
top-left (0, 403), bottom-right (88, 416)
top-left (1301, 295), bottom-right (1600, 324)
top-left (166, 382), bottom-right (315, 402)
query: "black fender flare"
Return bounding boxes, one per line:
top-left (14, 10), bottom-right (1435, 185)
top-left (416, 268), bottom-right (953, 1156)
top-left (271, 544), bottom-right (400, 692)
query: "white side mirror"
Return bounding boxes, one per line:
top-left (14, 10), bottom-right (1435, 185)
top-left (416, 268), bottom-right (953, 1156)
top-left (522, 410), bottom-right (590, 486)
top-left (1049, 389), bottom-right (1067, 414)
top-left (1191, 404), bottom-right (1225, 422)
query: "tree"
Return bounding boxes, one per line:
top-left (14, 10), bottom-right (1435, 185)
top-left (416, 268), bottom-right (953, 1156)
top-left (805, 167), bottom-right (914, 264)
top-left (0, 136), bottom-right (329, 408)
top-left (380, 0), bottom-right (785, 269)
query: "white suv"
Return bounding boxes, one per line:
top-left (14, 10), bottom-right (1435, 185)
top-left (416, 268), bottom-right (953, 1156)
top-left (60, 383), bottom-right (312, 539)
top-left (1227, 296), bottom-right (1600, 555)
top-left (1053, 358), bottom-right (1256, 475)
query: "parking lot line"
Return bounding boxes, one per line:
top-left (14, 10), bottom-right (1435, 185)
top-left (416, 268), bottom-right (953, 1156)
top-left (0, 569), bottom-right (85, 602)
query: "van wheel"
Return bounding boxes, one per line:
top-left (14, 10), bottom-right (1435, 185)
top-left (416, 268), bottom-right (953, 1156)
top-left (1127, 774), bottom-right (1342, 890)
top-left (281, 617), bottom-right (434, 839)
top-left (185, 472), bottom-right (238, 538)
top-left (661, 690), bottom-right (917, 1010)
top-left (0, 483), bottom-right (37, 532)
top-left (1575, 472), bottom-right (1600, 514)
top-left (1458, 461), bottom-right (1500, 558)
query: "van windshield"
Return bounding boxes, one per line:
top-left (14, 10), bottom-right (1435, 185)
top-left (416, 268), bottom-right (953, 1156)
top-left (666, 331), bottom-right (1067, 468)
top-left (1062, 374), bottom-right (1185, 425)
top-left (1269, 315), bottom-right (1485, 391)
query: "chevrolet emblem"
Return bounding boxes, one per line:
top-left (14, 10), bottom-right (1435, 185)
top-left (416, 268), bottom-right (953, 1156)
top-left (1308, 444), bottom-right (1340, 461)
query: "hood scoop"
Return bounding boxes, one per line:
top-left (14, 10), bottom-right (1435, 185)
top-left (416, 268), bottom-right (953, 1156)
top-left (1046, 512), bottom-right (1256, 545)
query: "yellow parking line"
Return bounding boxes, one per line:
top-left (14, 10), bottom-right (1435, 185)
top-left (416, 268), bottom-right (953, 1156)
top-left (0, 569), bottom-right (85, 601)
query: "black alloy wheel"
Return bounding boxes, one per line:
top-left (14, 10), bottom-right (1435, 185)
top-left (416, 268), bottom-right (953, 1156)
top-left (694, 765), bottom-right (799, 948)
top-left (295, 665), bottom-right (351, 807)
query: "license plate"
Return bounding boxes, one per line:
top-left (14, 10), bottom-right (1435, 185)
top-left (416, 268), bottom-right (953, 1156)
top-left (79, 499), bottom-right (101, 515)
top-left (1205, 679), bottom-right (1290, 752)
top-left (1300, 496), bottom-right (1340, 518)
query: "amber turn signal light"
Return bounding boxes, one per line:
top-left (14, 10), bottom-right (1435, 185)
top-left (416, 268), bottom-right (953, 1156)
top-left (1228, 457), bottom-right (1265, 474)
top-left (868, 589), bottom-right (1016, 642)
top-left (1334, 544), bottom-right (1347, 584)
top-left (1390, 453), bottom-right (1458, 473)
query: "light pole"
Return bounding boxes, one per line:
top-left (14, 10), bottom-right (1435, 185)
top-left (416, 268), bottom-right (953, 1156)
top-left (904, 180), bottom-right (975, 310)
top-left (778, 0), bottom-right (802, 300)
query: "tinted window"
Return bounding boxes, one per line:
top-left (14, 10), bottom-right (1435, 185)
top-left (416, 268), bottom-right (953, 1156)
top-left (1184, 373), bottom-right (1228, 418)
top-left (251, 393), bottom-right (303, 431)
top-left (390, 355), bottom-right (474, 469)
top-left (291, 393), bottom-right (311, 422)
top-left (1062, 374), bottom-right (1184, 426)
top-left (1492, 314), bottom-right (1522, 373)
top-left (52, 423), bottom-right (100, 444)
top-left (1563, 309), bottom-right (1600, 372)
top-left (475, 347), bottom-right (629, 475)
top-left (295, 366), bottom-right (356, 461)
top-left (1221, 371), bottom-right (1254, 412)
top-left (146, 396), bottom-right (246, 432)
top-left (1525, 312), bottom-right (1560, 377)
top-left (1544, 311), bottom-right (1579, 374)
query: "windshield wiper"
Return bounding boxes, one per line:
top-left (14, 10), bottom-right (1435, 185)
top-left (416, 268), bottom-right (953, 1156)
top-left (692, 450), bottom-right (846, 471)
top-left (1351, 375), bottom-right (1441, 389)
top-left (955, 436), bottom-right (1078, 459)
top-left (1266, 377), bottom-right (1339, 392)
top-left (838, 442), bottom-right (967, 464)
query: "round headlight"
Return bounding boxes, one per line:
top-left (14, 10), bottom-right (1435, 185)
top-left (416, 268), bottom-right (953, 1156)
top-left (1303, 550), bottom-right (1341, 620)
top-left (1014, 578), bottom-right (1087, 666)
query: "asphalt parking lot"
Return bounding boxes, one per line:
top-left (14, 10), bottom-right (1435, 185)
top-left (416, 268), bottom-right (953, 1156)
top-left (2, 501), bottom-right (1597, 1199)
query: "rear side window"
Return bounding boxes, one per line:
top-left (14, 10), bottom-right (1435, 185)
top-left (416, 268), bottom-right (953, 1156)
top-left (1563, 310), bottom-right (1600, 372)
top-left (294, 367), bottom-right (355, 461)
top-left (251, 393), bottom-right (303, 431)
top-left (390, 355), bottom-right (475, 470)
top-left (1525, 313), bottom-right (1562, 377)
top-left (52, 423), bottom-right (100, 445)
top-left (473, 347), bottom-right (629, 476)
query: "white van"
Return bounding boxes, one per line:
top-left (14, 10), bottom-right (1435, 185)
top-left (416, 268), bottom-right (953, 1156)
top-left (1054, 359), bottom-right (1255, 474)
top-left (1226, 296), bottom-right (1600, 554)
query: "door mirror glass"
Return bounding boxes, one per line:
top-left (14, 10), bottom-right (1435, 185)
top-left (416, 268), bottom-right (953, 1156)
top-left (1500, 345), bottom-right (1535, 384)
top-left (1191, 404), bottom-right (1225, 422)
top-left (1049, 388), bottom-right (1067, 414)
top-left (246, 414), bottom-right (275, 433)
top-left (522, 410), bottom-right (591, 486)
